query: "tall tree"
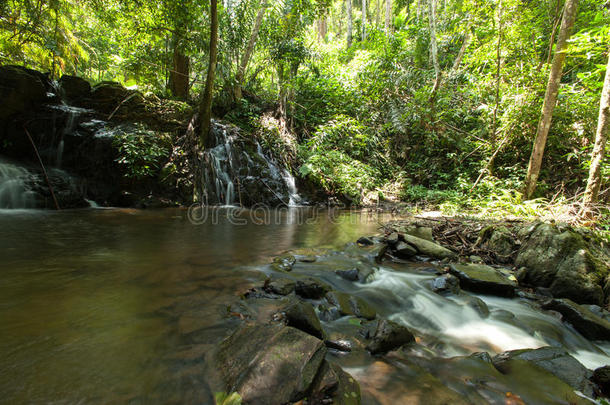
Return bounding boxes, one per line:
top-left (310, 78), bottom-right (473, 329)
top-left (347, 0), bottom-right (353, 47)
top-left (199, 0), bottom-right (218, 149)
top-left (362, 0), bottom-right (367, 41)
top-left (428, 0), bottom-right (441, 103)
top-left (524, 0), bottom-right (578, 199)
top-left (582, 49), bottom-right (610, 210)
top-left (234, 0), bottom-right (267, 102)
top-left (168, 34), bottom-right (190, 100)
top-left (385, 0), bottom-right (391, 35)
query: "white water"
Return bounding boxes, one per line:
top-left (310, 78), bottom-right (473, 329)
top-left (201, 123), bottom-right (302, 206)
top-left (0, 161), bottom-right (36, 209)
top-left (359, 268), bottom-right (610, 369)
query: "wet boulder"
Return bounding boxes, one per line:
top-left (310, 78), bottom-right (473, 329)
top-left (592, 366), bottom-right (610, 396)
top-left (282, 299), bottom-right (326, 340)
top-left (365, 319), bottom-right (415, 354)
top-left (271, 253), bottom-right (296, 272)
top-left (492, 347), bottom-right (595, 397)
top-left (310, 361), bottom-right (361, 405)
top-left (394, 241), bottom-right (418, 259)
top-left (325, 291), bottom-right (377, 320)
top-left (0, 65), bottom-right (49, 121)
top-left (216, 324), bottom-right (327, 405)
top-left (431, 274), bottom-right (461, 295)
top-left (89, 81), bottom-right (144, 113)
top-left (59, 75), bottom-right (91, 103)
top-left (264, 278), bottom-right (295, 295)
top-left (515, 223), bottom-right (605, 306)
top-left (295, 277), bottom-right (331, 299)
top-left (541, 298), bottom-right (610, 341)
top-left (336, 268), bottom-right (360, 282)
top-left (357, 236), bottom-right (375, 246)
top-left (402, 234), bottom-right (456, 260)
top-left (449, 263), bottom-right (517, 297)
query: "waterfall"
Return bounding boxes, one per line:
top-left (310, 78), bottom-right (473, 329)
top-left (47, 104), bottom-right (89, 167)
top-left (0, 161), bottom-right (36, 209)
top-left (200, 122), bottom-right (302, 206)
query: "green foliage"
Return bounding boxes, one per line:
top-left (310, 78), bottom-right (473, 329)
top-left (113, 124), bottom-right (172, 180)
top-left (214, 392), bottom-right (242, 405)
top-left (299, 116), bottom-right (386, 204)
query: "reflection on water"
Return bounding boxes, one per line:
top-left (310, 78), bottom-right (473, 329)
top-left (0, 208), bottom-right (393, 404)
top-left (2, 208), bottom-right (609, 404)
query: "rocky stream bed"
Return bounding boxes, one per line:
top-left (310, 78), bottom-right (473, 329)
top-left (214, 218), bottom-right (610, 404)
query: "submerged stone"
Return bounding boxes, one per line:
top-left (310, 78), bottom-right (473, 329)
top-left (325, 291), bottom-right (377, 320)
top-left (492, 346), bottom-right (595, 397)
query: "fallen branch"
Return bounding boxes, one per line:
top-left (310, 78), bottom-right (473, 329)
top-left (23, 124), bottom-right (60, 210)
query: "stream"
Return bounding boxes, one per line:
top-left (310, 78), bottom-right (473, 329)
top-left (1, 208), bottom-right (609, 404)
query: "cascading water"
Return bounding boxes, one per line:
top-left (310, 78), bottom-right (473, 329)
top-left (0, 160), bottom-right (36, 209)
top-left (200, 122), bottom-right (302, 206)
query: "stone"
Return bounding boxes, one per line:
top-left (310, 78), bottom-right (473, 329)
top-left (357, 236), bottom-right (374, 246)
top-left (365, 319), bottom-right (415, 354)
top-left (384, 232), bottom-right (400, 245)
top-left (283, 299), bottom-right (326, 340)
top-left (265, 278), bottom-right (295, 295)
top-left (479, 226), bottom-right (517, 262)
top-left (402, 225), bottom-right (434, 242)
top-left (0, 65), bottom-right (49, 121)
top-left (541, 298), bottom-right (610, 341)
top-left (492, 346), bottom-right (595, 397)
top-left (449, 263), bottom-right (517, 297)
top-left (271, 253), bottom-right (296, 272)
top-left (394, 241), bottom-right (417, 259)
top-left (59, 75), bottom-right (91, 103)
top-left (89, 81), bottom-right (144, 113)
top-left (295, 277), bottom-right (331, 299)
top-left (431, 274), bottom-right (460, 295)
top-left (402, 234), bottom-right (456, 260)
top-left (216, 324), bottom-right (327, 405)
top-left (319, 305), bottom-right (342, 322)
top-left (325, 339), bottom-right (352, 352)
top-left (592, 366), bottom-right (610, 396)
top-left (336, 268), bottom-right (360, 282)
top-left (325, 291), bottom-right (377, 320)
top-left (515, 223), bottom-right (605, 306)
top-left (331, 363), bottom-right (361, 405)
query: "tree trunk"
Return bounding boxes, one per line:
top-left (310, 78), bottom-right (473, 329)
top-left (318, 15), bottom-right (327, 42)
top-left (451, 27), bottom-right (470, 72)
top-left (362, 0), bottom-right (367, 41)
top-left (375, 0), bottom-right (380, 27)
top-left (234, 0), bottom-right (266, 102)
top-left (199, 0), bottom-right (218, 149)
top-left (490, 0), bottom-right (503, 149)
top-left (385, 0), bottom-right (391, 35)
top-left (428, 0), bottom-right (441, 103)
top-left (169, 44), bottom-right (190, 100)
top-left (583, 49), bottom-right (610, 208)
top-left (347, 0), bottom-right (353, 47)
top-left (524, 0), bottom-right (578, 199)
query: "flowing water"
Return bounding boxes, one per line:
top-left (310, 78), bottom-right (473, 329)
top-left (0, 208), bottom-right (609, 404)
